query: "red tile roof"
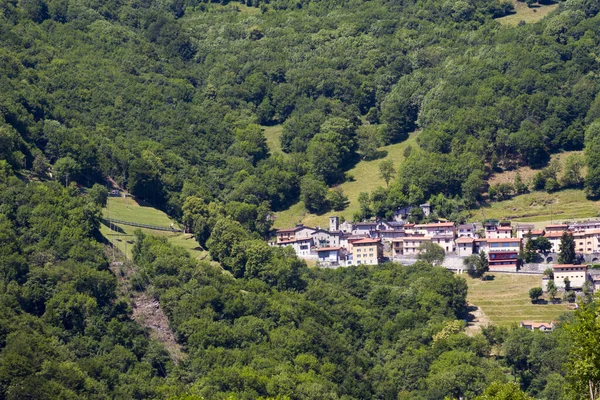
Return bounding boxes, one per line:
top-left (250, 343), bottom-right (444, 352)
top-left (486, 238), bottom-right (522, 243)
top-left (415, 222), bottom-right (455, 228)
top-left (546, 231), bottom-right (571, 238)
top-left (521, 321), bottom-right (554, 329)
top-left (456, 237), bottom-right (475, 243)
top-left (352, 238), bottom-right (381, 244)
top-left (545, 224), bottom-right (568, 229)
top-left (553, 264), bottom-right (589, 269)
top-left (316, 247), bottom-right (341, 252)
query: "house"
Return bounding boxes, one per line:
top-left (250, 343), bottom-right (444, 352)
top-left (530, 229), bottom-right (545, 240)
top-left (573, 229), bottom-right (600, 254)
top-left (553, 264), bottom-right (589, 289)
top-left (496, 226), bottom-right (513, 238)
top-left (352, 222), bottom-right (378, 236)
top-left (487, 238), bottom-right (522, 272)
top-left (474, 238), bottom-right (489, 254)
top-left (516, 224), bottom-right (535, 239)
top-left (403, 223), bottom-right (416, 235)
top-left (276, 224), bottom-right (317, 243)
top-left (316, 247), bottom-right (345, 267)
top-left (393, 236), bottom-right (432, 256)
top-left (545, 231), bottom-right (570, 253)
top-left (276, 237), bottom-right (313, 258)
top-left (571, 220), bottom-right (600, 232)
top-left (346, 235), bottom-right (369, 251)
top-left (520, 321), bottom-right (555, 332)
top-left (545, 224), bottom-right (568, 233)
top-left (377, 228), bottom-right (406, 242)
top-left (394, 206), bottom-right (414, 222)
top-left (351, 238), bottom-right (383, 265)
top-left (457, 223), bottom-right (478, 238)
top-left (312, 228), bottom-right (341, 248)
top-left (432, 235), bottom-right (455, 253)
top-left (415, 222), bottom-right (456, 238)
top-left (591, 274), bottom-right (600, 292)
top-left (393, 203), bottom-right (432, 222)
top-left (484, 220), bottom-right (500, 239)
top-left (456, 237), bottom-right (476, 257)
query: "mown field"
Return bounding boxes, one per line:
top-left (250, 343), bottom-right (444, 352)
top-left (273, 132), bottom-right (420, 228)
top-left (496, 0), bottom-right (559, 26)
top-left (465, 273), bottom-right (571, 327)
top-left (101, 196), bottom-right (210, 260)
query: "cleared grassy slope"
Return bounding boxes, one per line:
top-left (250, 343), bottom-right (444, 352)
top-left (473, 189), bottom-right (600, 226)
top-left (102, 197), bottom-right (210, 260)
top-left (274, 133), bottom-right (420, 228)
top-left (263, 125), bottom-right (286, 156)
top-left (496, 0), bottom-right (559, 26)
top-left (466, 274), bottom-right (570, 327)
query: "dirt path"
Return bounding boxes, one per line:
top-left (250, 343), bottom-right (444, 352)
top-left (465, 303), bottom-right (491, 336)
top-left (107, 249), bottom-right (184, 363)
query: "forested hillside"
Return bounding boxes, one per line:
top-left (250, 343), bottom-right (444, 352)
top-left (3, 0), bottom-right (600, 397)
top-left (2, 0), bottom-right (598, 223)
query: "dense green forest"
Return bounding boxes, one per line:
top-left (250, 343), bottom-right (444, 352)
top-left (0, 163), bottom-right (596, 399)
top-left (3, 0), bottom-right (600, 397)
top-left (1, 0), bottom-right (598, 220)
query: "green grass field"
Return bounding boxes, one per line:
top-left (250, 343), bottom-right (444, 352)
top-left (274, 133), bottom-right (420, 228)
top-left (473, 189), bottom-right (600, 227)
top-left (263, 125), bottom-right (286, 156)
top-left (466, 273), bottom-right (571, 326)
top-left (496, 0), bottom-right (559, 26)
top-left (102, 197), bottom-right (210, 260)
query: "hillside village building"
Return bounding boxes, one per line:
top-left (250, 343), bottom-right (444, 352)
top-left (487, 238), bottom-right (522, 272)
top-left (515, 224), bottom-right (535, 239)
top-left (275, 215), bottom-right (600, 270)
top-left (316, 247), bottom-right (346, 267)
top-left (553, 264), bottom-right (589, 289)
top-left (456, 237), bottom-right (476, 257)
top-left (351, 238), bottom-right (383, 265)
top-left (457, 223), bottom-right (481, 238)
top-left (545, 231), bottom-right (568, 253)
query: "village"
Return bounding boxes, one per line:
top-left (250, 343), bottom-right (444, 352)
top-left (273, 203), bottom-right (600, 304)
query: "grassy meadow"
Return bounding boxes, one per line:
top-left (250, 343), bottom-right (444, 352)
top-left (496, 0), bottom-right (559, 26)
top-left (465, 273), bottom-right (571, 327)
top-left (273, 132), bottom-right (420, 228)
top-left (473, 189), bottom-right (600, 227)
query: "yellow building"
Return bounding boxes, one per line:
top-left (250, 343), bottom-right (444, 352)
top-left (351, 238), bottom-right (383, 266)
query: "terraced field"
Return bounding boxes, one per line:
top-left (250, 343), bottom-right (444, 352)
top-left (101, 196), bottom-right (210, 260)
top-left (474, 189), bottom-right (600, 227)
top-left (466, 273), bottom-right (571, 327)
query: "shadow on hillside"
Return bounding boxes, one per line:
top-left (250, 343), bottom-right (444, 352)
top-left (101, 220), bottom-right (126, 233)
